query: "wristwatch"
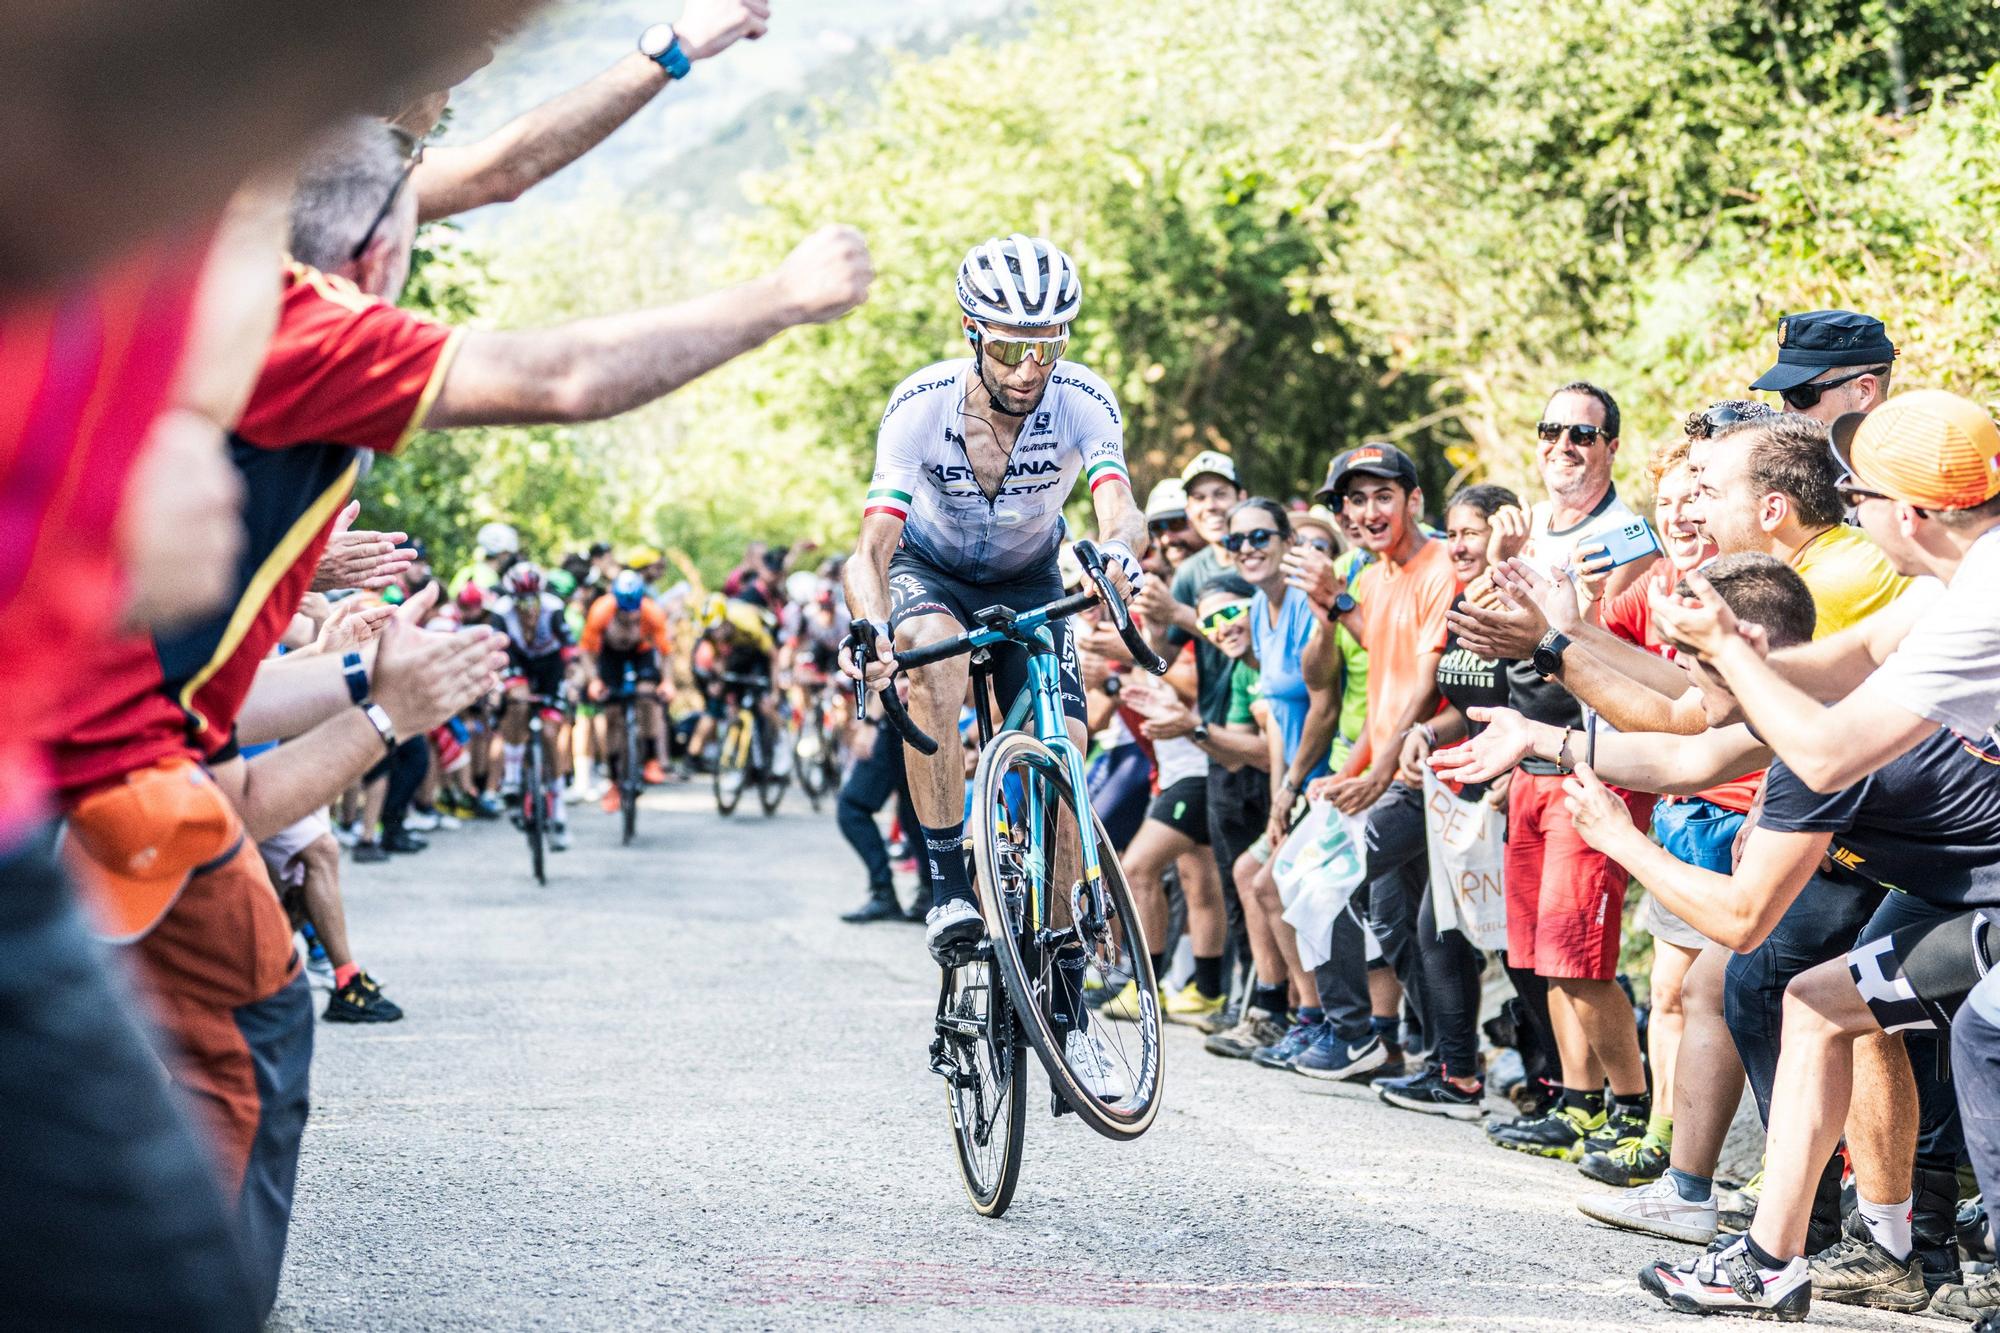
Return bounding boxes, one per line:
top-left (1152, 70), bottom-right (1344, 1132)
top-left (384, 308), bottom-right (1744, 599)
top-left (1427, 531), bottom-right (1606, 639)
top-left (1532, 629), bottom-right (1572, 679)
top-left (1102, 674), bottom-right (1122, 699)
top-left (341, 650), bottom-right (370, 706)
top-left (1191, 720), bottom-right (1211, 744)
top-left (1329, 591), bottom-right (1357, 620)
top-left (638, 22), bottom-right (692, 78)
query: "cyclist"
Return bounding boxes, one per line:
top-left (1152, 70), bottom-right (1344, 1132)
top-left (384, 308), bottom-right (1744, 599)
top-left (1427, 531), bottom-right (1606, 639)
top-left (841, 233), bottom-right (1149, 1004)
top-left (450, 521), bottom-right (518, 596)
top-left (494, 561), bottom-right (577, 850)
top-left (583, 569), bottom-right (677, 809)
top-left (691, 592), bottom-right (786, 774)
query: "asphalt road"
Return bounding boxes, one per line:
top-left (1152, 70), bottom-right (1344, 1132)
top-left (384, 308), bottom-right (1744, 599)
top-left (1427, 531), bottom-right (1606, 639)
top-left (272, 784), bottom-right (1913, 1331)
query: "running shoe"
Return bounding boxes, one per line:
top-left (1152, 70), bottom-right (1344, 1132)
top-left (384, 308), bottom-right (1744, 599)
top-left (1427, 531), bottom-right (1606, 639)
top-left (474, 792), bottom-right (505, 820)
top-left (1161, 981), bottom-right (1226, 1029)
top-left (1379, 1068), bottom-right (1486, 1120)
top-left (352, 839), bottom-right (389, 865)
top-left (1101, 979), bottom-right (1161, 1024)
top-left (601, 788), bottom-right (621, 814)
top-left (1577, 1176), bottom-right (1718, 1245)
top-left (1487, 1103), bottom-right (1605, 1160)
top-left (1064, 1025), bottom-right (1129, 1103)
top-left (1807, 1234), bottom-right (1928, 1311)
top-left (1581, 1107), bottom-right (1648, 1159)
top-left (324, 973), bottom-right (404, 1024)
top-left (404, 808), bottom-right (441, 832)
top-left (1204, 1007), bottom-right (1287, 1060)
top-left (1717, 1170), bottom-right (1764, 1234)
top-left (1639, 1236), bottom-right (1810, 1321)
top-left (1579, 1133), bottom-right (1670, 1188)
top-left (642, 759), bottom-right (668, 786)
top-left (924, 898), bottom-right (983, 966)
top-left (1931, 1271), bottom-right (2000, 1323)
top-left (1294, 1030), bottom-right (1387, 1083)
top-left (1251, 1017), bottom-right (1322, 1071)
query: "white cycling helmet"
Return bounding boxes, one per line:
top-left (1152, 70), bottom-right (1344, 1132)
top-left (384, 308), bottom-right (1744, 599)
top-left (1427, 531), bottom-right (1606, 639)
top-left (955, 234), bottom-right (1081, 329)
top-left (476, 521), bottom-right (519, 558)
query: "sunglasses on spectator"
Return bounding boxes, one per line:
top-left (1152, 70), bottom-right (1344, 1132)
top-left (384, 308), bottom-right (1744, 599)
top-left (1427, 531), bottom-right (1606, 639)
top-left (974, 323), bottom-right (1068, 367)
top-left (1535, 421), bottom-right (1607, 445)
top-left (1836, 479), bottom-right (1894, 509)
top-left (1223, 528), bottom-right (1283, 552)
top-left (351, 128), bottom-right (424, 262)
top-left (1198, 603), bottom-right (1250, 635)
top-left (1297, 535), bottom-right (1335, 554)
top-left (1148, 515), bottom-right (1189, 536)
top-left (1780, 366), bottom-right (1882, 411)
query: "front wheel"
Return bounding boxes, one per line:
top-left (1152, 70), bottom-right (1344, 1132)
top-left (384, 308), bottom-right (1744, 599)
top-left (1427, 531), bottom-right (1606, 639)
top-left (713, 710), bottom-right (750, 816)
top-left (755, 712), bottom-right (788, 816)
top-left (523, 734), bottom-right (547, 887)
top-left (620, 701), bottom-right (641, 846)
top-left (938, 949), bottom-right (1026, 1216)
top-left (970, 731), bottom-right (1162, 1140)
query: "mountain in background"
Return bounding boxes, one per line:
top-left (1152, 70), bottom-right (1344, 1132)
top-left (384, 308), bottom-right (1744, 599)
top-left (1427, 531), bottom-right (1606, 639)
top-left (447, 0), bottom-right (1021, 227)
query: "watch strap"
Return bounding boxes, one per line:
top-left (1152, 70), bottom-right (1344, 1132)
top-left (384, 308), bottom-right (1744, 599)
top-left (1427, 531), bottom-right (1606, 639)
top-left (643, 25), bottom-right (692, 78)
top-left (362, 703), bottom-right (398, 753)
top-left (342, 651), bottom-right (370, 706)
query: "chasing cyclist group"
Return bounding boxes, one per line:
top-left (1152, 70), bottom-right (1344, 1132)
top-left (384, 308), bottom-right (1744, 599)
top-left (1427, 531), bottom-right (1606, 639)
top-left (10, 2), bottom-right (2000, 1328)
top-left (834, 302), bottom-right (2000, 1325)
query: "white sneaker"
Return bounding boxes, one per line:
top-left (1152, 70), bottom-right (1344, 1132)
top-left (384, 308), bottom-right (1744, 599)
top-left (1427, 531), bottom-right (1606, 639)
top-left (330, 821), bottom-right (361, 849)
top-left (549, 822), bottom-right (570, 852)
top-left (1640, 1236), bottom-right (1810, 1319)
top-left (500, 779), bottom-right (521, 800)
top-left (404, 809), bottom-right (441, 832)
top-left (435, 812), bottom-right (463, 831)
top-left (1578, 1175), bottom-right (1719, 1245)
top-left (923, 898), bottom-right (983, 965)
top-left (1064, 1024), bottom-right (1131, 1104)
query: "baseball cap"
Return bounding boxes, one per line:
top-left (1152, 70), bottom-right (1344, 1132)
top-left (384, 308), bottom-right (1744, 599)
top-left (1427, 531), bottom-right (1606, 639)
top-left (1316, 441), bottom-right (1420, 504)
top-left (62, 758), bottom-right (240, 942)
top-left (1294, 504), bottom-right (1341, 542)
top-left (1830, 390), bottom-right (2000, 510)
top-left (1144, 478), bottom-right (1188, 522)
top-left (1750, 310), bottom-right (1897, 393)
top-left (1178, 449), bottom-right (1239, 489)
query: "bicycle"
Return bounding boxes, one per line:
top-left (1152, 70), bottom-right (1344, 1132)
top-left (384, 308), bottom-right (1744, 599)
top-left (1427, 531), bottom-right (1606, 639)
top-left (790, 680), bottom-right (844, 813)
top-left (607, 663), bottom-right (645, 846)
top-left (712, 672), bottom-right (787, 818)
top-left (849, 540), bottom-right (1168, 1216)
top-left (513, 690), bottom-right (568, 885)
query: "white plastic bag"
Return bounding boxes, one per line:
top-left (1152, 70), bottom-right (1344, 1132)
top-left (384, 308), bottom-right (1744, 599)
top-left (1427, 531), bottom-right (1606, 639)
top-left (1422, 768), bottom-right (1508, 951)
top-left (1271, 799), bottom-right (1369, 969)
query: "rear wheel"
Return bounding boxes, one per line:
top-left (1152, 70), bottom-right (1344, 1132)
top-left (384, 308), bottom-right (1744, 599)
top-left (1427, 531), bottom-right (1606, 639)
top-left (523, 731), bottom-right (547, 886)
top-left (713, 710), bottom-right (749, 816)
top-left (937, 946), bottom-right (1026, 1217)
top-left (970, 731), bottom-right (1162, 1139)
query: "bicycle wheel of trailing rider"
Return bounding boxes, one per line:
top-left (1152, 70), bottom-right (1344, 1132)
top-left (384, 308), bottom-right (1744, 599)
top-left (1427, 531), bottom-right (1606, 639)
top-left (969, 730), bottom-right (1162, 1139)
top-left (755, 711), bottom-right (788, 816)
top-left (713, 710), bottom-right (750, 816)
top-left (620, 698), bottom-right (641, 846)
top-left (524, 730), bottom-right (547, 886)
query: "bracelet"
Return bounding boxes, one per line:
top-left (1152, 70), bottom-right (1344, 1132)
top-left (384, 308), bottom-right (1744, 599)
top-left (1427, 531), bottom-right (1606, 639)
top-left (342, 651), bottom-right (370, 706)
top-left (1418, 722), bottom-right (1437, 748)
top-left (361, 703), bottom-right (398, 754)
top-left (1555, 727), bottom-right (1577, 773)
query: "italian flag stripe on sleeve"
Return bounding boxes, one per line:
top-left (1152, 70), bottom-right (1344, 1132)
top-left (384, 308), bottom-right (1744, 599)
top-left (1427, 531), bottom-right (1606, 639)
top-left (864, 486), bottom-right (911, 520)
top-left (1086, 459), bottom-right (1130, 493)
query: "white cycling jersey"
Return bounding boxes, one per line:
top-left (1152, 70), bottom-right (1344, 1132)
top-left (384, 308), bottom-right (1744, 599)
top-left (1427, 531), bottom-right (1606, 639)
top-left (862, 358), bottom-right (1130, 580)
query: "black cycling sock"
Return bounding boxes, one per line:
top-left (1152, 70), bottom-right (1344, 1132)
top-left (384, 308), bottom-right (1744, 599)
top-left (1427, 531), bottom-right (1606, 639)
top-left (921, 819), bottom-right (971, 909)
top-left (1149, 952), bottom-right (1167, 984)
top-left (1252, 982), bottom-right (1289, 1016)
top-left (1559, 1086), bottom-right (1606, 1117)
top-left (1742, 1233), bottom-right (1789, 1272)
top-left (1192, 954), bottom-right (1224, 999)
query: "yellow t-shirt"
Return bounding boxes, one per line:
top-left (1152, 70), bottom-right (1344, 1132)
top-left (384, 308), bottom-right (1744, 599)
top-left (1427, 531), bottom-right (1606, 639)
top-left (1791, 523), bottom-right (1910, 638)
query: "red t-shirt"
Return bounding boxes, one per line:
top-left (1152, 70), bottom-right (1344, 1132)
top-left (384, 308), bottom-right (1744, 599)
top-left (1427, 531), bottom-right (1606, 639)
top-left (49, 263), bottom-right (461, 802)
top-left (1598, 563), bottom-right (1760, 814)
top-left (0, 239), bottom-right (206, 844)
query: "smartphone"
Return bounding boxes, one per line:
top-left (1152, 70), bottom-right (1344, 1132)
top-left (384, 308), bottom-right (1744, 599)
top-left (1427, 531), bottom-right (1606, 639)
top-left (1574, 519), bottom-right (1659, 571)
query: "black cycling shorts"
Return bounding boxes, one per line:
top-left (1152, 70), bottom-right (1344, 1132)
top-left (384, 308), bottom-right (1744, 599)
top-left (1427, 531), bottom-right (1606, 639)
top-left (1147, 775), bottom-right (1211, 844)
top-left (507, 650), bottom-right (566, 701)
top-left (885, 548), bottom-right (1084, 726)
top-left (1847, 909), bottom-right (1996, 1034)
top-left (596, 648), bottom-right (662, 689)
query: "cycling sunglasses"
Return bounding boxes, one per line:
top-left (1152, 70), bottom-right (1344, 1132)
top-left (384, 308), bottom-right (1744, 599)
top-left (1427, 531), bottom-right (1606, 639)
top-left (351, 127), bottom-right (424, 262)
top-left (974, 323), bottom-right (1068, 367)
top-left (1223, 528), bottom-right (1283, 553)
top-left (1535, 421), bottom-right (1607, 445)
top-left (1198, 602), bottom-right (1250, 635)
top-left (1148, 515), bottom-right (1190, 537)
top-left (1780, 366), bottom-right (1882, 411)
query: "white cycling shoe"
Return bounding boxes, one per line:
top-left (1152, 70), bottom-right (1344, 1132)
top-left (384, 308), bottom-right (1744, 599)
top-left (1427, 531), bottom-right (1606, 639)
top-left (924, 898), bottom-right (983, 966)
top-left (1064, 1024), bottom-right (1130, 1104)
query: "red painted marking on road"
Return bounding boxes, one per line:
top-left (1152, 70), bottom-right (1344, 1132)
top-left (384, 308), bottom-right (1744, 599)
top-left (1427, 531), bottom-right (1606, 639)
top-left (721, 1257), bottom-right (1429, 1318)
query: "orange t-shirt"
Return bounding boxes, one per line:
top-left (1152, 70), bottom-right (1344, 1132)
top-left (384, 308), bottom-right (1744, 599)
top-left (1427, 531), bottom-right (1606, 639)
top-left (1358, 539), bottom-right (1456, 768)
top-left (581, 594), bottom-right (672, 657)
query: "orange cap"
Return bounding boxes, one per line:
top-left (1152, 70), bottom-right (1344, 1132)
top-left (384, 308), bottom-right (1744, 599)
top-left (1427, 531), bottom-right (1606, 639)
top-left (61, 758), bottom-right (240, 942)
top-left (1831, 390), bottom-right (2000, 510)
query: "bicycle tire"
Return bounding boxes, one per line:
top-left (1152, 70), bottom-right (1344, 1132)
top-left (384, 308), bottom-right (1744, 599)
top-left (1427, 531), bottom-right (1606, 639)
top-left (939, 951), bottom-right (1026, 1216)
top-left (755, 712), bottom-right (788, 816)
top-left (621, 700), bottom-right (640, 846)
top-left (794, 711), bottom-right (827, 810)
top-left (713, 711), bottom-right (749, 816)
top-left (524, 736), bottom-right (547, 886)
top-left (969, 730), bottom-right (1162, 1140)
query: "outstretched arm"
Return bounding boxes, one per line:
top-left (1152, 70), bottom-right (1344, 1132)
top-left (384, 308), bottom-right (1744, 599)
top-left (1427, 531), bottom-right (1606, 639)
top-left (424, 226), bottom-right (871, 428)
top-left (414, 1), bottom-right (771, 221)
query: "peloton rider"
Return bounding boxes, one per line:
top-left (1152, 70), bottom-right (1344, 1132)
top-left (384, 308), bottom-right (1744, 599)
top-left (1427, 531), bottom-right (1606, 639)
top-left (842, 234), bottom-right (1148, 971)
